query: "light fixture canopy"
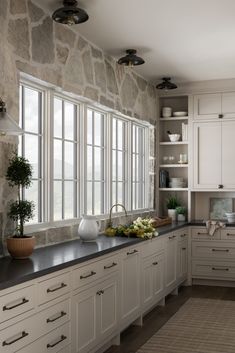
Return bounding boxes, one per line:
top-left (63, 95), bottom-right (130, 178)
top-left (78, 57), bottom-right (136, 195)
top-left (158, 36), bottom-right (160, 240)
top-left (118, 49), bottom-right (145, 66)
top-left (156, 77), bottom-right (177, 90)
top-left (0, 98), bottom-right (23, 136)
top-left (52, 0), bottom-right (89, 26)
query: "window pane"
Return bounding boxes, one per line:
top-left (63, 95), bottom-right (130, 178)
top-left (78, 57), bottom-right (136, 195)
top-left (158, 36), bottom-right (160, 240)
top-left (54, 139), bottom-right (62, 179)
top-left (87, 109), bottom-right (93, 144)
top-left (64, 181), bottom-right (74, 219)
top-left (54, 98), bottom-right (62, 138)
top-left (64, 102), bottom-right (74, 140)
top-left (112, 182), bottom-right (116, 206)
top-left (24, 134), bottom-right (38, 178)
top-left (94, 147), bottom-right (101, 180)
top-left (25, 180), bottom-right (38, 223)
top-left (94, 182), bottom-right (101, 214)
top-left (86, 181), bottom-right (92, 215)
top-left (112, 150), bottom-right (116, 181)
top-left (117, 151), bottom-right (123, 181)
top-left (87, 146), bottom-right (93, 180)
top-left (54, 181), bottom-right (62, 220)
top-left (24, 87), bottom-right (39, 133)
top-left (94, 112), bottom-right (102, 146)
top-left (112, 119), bottom-right (116, 149)
top-left (117, 120), bottom-right (123, 150)
top-left (117, 182), bottom-right (123, 204)
top-left (64, 141), bottom-right (74, 179)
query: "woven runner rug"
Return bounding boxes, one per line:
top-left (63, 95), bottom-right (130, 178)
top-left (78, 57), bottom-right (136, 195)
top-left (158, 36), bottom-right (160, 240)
top-left (137, 298), bottom-right (235, 353)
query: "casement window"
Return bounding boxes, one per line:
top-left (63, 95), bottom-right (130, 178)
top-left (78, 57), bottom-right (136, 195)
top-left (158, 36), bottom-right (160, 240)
top-left (19, 79), bottom-right (150, 228)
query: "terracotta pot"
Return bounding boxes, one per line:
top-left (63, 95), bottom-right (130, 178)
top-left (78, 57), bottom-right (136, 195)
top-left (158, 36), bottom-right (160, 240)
top-left (6, 236), bottom-right (36, 259)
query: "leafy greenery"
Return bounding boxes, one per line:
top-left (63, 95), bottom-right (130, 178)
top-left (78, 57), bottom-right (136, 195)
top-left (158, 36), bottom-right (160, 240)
top-left (6, 154), bottom-right (34, 237)
top-left (176, 206), bottom-right (187, 215)
top-left (166, 195), bottom-right (181, 209)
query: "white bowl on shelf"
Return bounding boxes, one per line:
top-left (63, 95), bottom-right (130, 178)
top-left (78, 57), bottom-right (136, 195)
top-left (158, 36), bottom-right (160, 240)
top-left (168, 134), bottom-right (180, 142)
top-left (225, 212), bottom-right (235, 223)
top-left (173, 111), bottom-right (188, 117)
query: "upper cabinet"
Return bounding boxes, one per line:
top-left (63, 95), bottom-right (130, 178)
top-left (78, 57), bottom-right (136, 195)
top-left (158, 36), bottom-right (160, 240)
top-left (194, 92), bottom-right (235, 120)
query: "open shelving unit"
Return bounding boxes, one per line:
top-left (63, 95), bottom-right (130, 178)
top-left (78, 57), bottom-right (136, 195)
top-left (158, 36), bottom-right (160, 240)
top-left (157, 95), bottom-right (190, 218)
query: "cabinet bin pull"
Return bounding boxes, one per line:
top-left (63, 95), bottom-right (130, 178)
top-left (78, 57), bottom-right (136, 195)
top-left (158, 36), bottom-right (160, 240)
top-left (212, 267), bottom-right (229, 271)
top-left (197, 232), bottom-right (207, 235)
top-left (152, 262), bottom-right (158, 265)
top-left (127, 249), bottom-right (138, 255)
top-left (227, 233), bottom-right (235, 236)
top-left (3, 298), bottom-right (29, 311)
top-left (2, 331), bottom-right (29, 346)
top-left (47, 311), bottom-right (67, 323)
top-left (80, 271), bottom-right (96, 279)
top-left (212, 249), bottom-right (229, 252)
top-left (104, 262), bottom-right (117, 269)
top-left (47, 335), bottom-right (67, 348)
top-left (47, 282), bottom-right (67, 293)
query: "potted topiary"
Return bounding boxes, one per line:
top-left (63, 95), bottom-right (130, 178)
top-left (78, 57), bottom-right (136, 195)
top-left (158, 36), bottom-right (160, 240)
top-left (176, 206), bottom-right (187, 222)
top-left (166, 195), bottom-right (180, 221)
top-left (6, 154), bottom-right (35, 259)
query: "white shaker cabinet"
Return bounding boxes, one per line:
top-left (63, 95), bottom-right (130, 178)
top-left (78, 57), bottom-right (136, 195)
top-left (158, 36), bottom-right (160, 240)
top-left (222, 92), bottom-right (235, 119)
top-left (177, 241), bottom-right (188, 280)
top-left (221, 120), bottom-right (235, 188)
top-left (165, 234), bottom-right (177, 291)
top-left (193, 122), bottom-right (221, 189)
top-left (194, 93), bottom-right (221, 120)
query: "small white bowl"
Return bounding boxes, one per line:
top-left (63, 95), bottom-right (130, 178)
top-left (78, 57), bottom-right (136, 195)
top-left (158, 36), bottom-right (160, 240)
top-left (168, 134), bottom-right (180, 142)
top-left (173, 111), bottom-right (188, 117)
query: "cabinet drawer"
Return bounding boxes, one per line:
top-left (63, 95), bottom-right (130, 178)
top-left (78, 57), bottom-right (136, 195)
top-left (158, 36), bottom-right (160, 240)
top-left (192, 260), bottom-right (235, 279)
top-left (141, 237), bottom-right (164, 258)
top-left (221, 228), bottom-right (235, 241)
top-left (191, 228), bottom-right (220, 240)
top-left (73, 262), bottom-right (101, 290)
top-left (101, 254), bottom-right (120, 276)
top-left (0, 285), bottom-right (35, 324)
top-left (175, 229), bottom-right (188, 241)
top-left (38, 272), bottom-right (70, 305)
top-left (16, 323), bottom-right (71, 353)
top-left (192, 242), bottom-right (235, 260)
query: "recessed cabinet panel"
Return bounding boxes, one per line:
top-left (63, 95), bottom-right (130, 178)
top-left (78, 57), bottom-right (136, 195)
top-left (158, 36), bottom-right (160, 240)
top-left (165, 235), bottom-right (177, 289)
top-left (152, 253), bottom-right (164, 299)
top-left (193, 122), bottom-right (221, 189)
top-left (222, 120), bottom-right (235, 188)
top-left (222, 92), bottom-right (235, 118)
top-left (194, 94), bottom-right (221, 120)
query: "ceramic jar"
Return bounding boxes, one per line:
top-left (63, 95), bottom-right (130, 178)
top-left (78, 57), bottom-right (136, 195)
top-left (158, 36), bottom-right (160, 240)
top-left (78, 215), bottom-right (101, 241)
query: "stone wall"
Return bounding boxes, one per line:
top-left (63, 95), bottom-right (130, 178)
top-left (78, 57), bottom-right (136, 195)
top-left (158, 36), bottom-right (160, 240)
top-left (0, 0), bottom-right (157, 254)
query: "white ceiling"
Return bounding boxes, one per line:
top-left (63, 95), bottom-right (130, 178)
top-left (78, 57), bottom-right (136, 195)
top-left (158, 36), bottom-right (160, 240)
top-left (38, 0), bottom-right (235, 84)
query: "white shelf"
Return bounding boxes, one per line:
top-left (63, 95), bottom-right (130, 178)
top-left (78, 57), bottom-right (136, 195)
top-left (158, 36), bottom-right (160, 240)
top-left (160, 116), bottom-right (189, 121)
top-left (159, 188), bottom-right (189, 191)
top-left (160, 164), bottom-right (188, 168)
top-left (160, 141), bottom-right (188, 145)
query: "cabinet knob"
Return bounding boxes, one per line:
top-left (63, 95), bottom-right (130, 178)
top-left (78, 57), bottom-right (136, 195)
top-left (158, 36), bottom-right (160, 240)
top-left (218, 114), bottom-right (223, 119)
top-left (218, 184), bottom-right (223, 189)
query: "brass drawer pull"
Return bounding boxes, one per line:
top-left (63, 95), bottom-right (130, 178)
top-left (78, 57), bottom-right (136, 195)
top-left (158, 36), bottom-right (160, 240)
top-left (3, 298), bottom-right (29, 311)
top-left (168, 235), bottom-right (176, 240)
top-left (104, 262), bottom-right (117, 269)
top-left (127, 249), bottom-right (138, 255)
top-left (227, 233), bottom-right (235, 236)
top-left (197, 232), bottom-right (207, 235)
top-left (181, 234), bottom-right (187, 237)
top-left (96, 290), bottom-right (104, 296)
top-left (47, 335), bottom-right (67, 348)
top-left (47, 282), bottom-right (67, 293)
top-left (80, 271), bottom-right (96, 279)
top-left (152, 261), bottom-right (158, 265)
top-left (47, 311), bottom-right (67, 323)
top-left (2, 331), bottom-right (29, 346)
top-left (212, 267), bottom-right (229, 271)
top-left (212, 249), bottom-right (229, 252)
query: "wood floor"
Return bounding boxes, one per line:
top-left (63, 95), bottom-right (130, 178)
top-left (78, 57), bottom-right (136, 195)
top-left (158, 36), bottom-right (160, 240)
top-left (105, 285), bottom-right (235, 353)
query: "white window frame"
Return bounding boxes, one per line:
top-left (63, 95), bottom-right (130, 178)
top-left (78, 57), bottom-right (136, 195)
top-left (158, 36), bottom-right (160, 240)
top-left (20, 77), bottom-right (151, 233)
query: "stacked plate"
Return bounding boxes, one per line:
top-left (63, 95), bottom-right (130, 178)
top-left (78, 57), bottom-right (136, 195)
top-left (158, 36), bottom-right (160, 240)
top-left (173, 111), bottom-right (187, 117)
top-left (169, 177), bottom-right (186, 188)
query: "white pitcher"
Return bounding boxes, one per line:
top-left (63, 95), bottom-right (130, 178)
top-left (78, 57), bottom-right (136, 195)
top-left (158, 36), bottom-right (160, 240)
top-left (78, 215), bottom-right (101, 241)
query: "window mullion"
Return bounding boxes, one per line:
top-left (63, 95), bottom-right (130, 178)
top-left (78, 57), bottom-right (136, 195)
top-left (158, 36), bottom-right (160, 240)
top-left (47, 89), bottom-right (54, 223)
top-left (80, 103), bottom-right (85, 216)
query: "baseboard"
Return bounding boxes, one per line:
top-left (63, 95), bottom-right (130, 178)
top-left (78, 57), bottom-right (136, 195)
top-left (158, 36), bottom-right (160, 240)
top-left (193, 278), bottom-right (235, 287)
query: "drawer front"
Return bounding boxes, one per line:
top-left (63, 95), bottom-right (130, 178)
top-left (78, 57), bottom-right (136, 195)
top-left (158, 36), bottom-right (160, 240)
top-left (192, 242), bottom-right (235, 260)
top-left (175, 228), bottom-right (188, 241)
top-left (141, 237), bottom-right (164, 258)
top-left (73, 262), bottom-right (101, 290)
top-left (192, 260), bottom-right (235, 279)
top-left (16, 323), bottom-right (71, 353)
top-left (101, 254), bottom-right (120, 276)
top-left (221, 228), bottom-right (235, 241)
top-left (191, 228), bottom-right (221, 240)
top-left (38, 272), bottom-right (70, 305)
top-left (0, 285), bottom-right (35, 324)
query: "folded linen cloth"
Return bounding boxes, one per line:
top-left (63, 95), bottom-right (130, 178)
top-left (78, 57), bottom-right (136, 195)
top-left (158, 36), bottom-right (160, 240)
top-left (205, 220), bottom-right (226, 236)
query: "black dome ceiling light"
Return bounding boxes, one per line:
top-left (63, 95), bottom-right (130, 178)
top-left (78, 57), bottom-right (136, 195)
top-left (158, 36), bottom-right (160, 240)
top-left (52, 0), bottom-right (89, 26)
top-left (156, 77), bottom-right (177, 90)
top-left (118, 49), bottom-right (145, 66)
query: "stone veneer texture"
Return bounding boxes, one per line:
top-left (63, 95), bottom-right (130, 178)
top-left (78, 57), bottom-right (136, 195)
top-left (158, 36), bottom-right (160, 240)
top-left (0, 0), bottom-right (157, 254)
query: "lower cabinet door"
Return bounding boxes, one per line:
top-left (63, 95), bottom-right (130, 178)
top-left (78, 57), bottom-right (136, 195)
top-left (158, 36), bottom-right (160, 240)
top-left (177, 241), bottom-right (188, 280)
top-left (72, 287), bottom-right (97, 353)
top-left (142, 258), bottom-right (154, 308)
top-left (165, 235), bottom-right (177, 290)
top-left (152, 253), bottom-right (164, 300)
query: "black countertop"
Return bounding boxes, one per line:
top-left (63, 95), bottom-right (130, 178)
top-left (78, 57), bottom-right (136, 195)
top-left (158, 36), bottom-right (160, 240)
top-left (0, 222), bottom-right (188, 291)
